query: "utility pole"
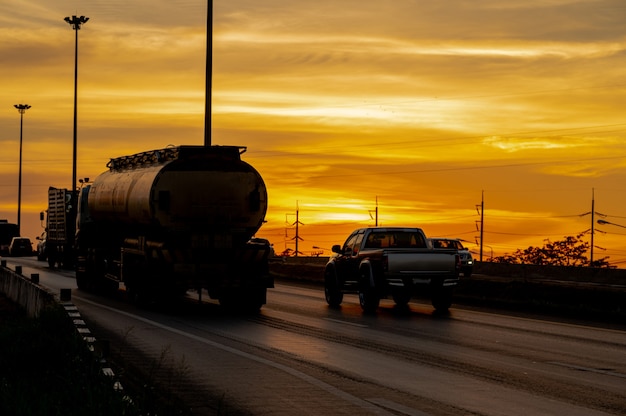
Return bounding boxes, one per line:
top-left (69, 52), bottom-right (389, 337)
top-left (14, 104), bottom-right (31, 235)
top-left (294, 206), bottom-right (301, 256)
top-left (64, 15), bottom-right (89, 192)
top-left (204, 0), bottom-right (212, 146)
top-left (581, 188), bottom-right (606, 267)
top-left (286, 202), bottom-right (304, 256)
top-left (292, 202), bottom-right (304, 256)
top-left (590, 188), bottom-right (595, 265)
top-left (475, 191), bottom-right (484, 262)
top-left (369, 196), bottom-right (379, 226)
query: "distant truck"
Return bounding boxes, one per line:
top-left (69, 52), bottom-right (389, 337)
top-left (324, 227), bottom-right (460, 312)
top-left (430, 237), bottom-right (473, 277)
top-left (44, 187), bottom-right (77, 268)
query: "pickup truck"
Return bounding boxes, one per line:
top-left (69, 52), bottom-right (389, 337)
top-left (324, 227), bottom-right (460, 312)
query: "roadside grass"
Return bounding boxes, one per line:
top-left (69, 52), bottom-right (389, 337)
top-left (0, 293), bottom-right (140, 416)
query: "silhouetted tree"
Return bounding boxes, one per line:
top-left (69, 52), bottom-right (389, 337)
top-left (491, 233), bottom-right (612, 267)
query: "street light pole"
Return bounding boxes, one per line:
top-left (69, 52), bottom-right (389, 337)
top-left (64, 15), bottom-right (89, 192)
top-left (14, 104), bottom-right (31, 236)
top-left (205, 0), bottom-right (213, 146)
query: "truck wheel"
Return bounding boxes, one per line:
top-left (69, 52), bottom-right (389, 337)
top-left (392, 290), bottom-right (411, 307)
top-left (359, 288), bottom-right (379, 313)
top-left (324, 267), bottom-right (343, 307)
top-left (242, 288), bottom-right (266, 313)
top-left (219, 289), bottom-right (265, 313)
top-left (432, 286), bottom-right (453, 312)
top-left (358, 265), bottom-right (379, 313)
top-left (75, 270), bottom-right (88, 290)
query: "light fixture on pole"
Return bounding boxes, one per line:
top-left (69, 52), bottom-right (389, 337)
top-left (64, 15), bottom-right (89, 191)
top-left (14, 104), bottom-right (31, 236)
top-left (597, 219), bottom-right (626, 229)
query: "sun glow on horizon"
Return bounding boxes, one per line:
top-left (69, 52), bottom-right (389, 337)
top-left (1, 0), bottom-right (626, 265)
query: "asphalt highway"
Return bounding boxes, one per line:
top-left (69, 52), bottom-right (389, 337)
top-left (4, 257), bottom-right (626, 416)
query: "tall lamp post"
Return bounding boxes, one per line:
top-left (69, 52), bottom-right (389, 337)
top-left (64, 15), bottom-right (89, 191)
top-left (205, 0), bottom-right (213, 146)
top-left (14, 104), bottom-right (31, 235)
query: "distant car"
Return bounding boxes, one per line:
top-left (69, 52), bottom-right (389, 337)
top-left (9, 237), bottom-right (33, 257)
top-left (430, 238), bottom-right (473, 277)
top-left (36, 232), bottom-right (47, 261)
top-left (248, 237), bottom-right (275, 257)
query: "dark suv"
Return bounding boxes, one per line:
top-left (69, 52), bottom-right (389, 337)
top-left (9, 237), bottom-right (33, 256)
top-left (430, 238), bottom-right (473, 277)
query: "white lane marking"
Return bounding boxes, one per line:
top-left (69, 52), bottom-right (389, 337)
top-left (548, 361), bottom-right (626, 379)
top-left (367, 398), bottom-right (433, 416)
top-left (324, 318), bottom-right (369, 328)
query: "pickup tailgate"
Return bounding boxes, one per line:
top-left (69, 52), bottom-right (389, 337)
top-left (384, 248), bottom-right (458, 281)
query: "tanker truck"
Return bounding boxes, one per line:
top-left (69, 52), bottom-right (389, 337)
top-left (48, 145), bottom-right (273, 310)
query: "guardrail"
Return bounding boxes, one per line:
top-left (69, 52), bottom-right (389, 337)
top-left (0, 259), bottom-right (55, 317)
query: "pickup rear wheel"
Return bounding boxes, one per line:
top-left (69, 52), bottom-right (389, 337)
top-left (324, 267), bottom-right (343, 307)
top-left (358, 265), bottom-right (379, 313)
top-left (432, 286), bottom-right (453, 312)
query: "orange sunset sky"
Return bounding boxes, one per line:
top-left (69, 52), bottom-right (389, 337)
top-left (2, 1), bottom-right (626, 265)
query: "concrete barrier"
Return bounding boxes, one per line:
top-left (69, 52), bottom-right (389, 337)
top-left (271, 256), bottom-right (626, 285)
top-left (0, 262), bottom-right (55, 318)
top-left (270, 257), bottom-right (626, 320)
top-left (474, 262), bottom-right (626, 285)
top-left (0, 261), bottom-right (123, 393)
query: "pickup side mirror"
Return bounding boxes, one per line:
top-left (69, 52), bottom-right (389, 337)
top-left (331, 244), bottom-right (342, 254)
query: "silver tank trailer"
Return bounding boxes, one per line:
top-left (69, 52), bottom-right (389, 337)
top-left (86, 145), bottom-right (267, 245)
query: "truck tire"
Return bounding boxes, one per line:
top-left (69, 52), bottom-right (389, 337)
top-left (242, 288), bottom-right (266, 313)
top-left (219, 288), bottom-right (265, 313)
top-left (47, 248), bottom-right (57, 268)
top-left (75, 270), bottom-right (88, 290)
top-left (432, 286), bottom-right (453, 312)
top-left (324, 267), bottom-right (343, 307)
top-left (358, 265), bottom-right (379, 313)
top-left (392, 289), bottom-right (411, 307)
